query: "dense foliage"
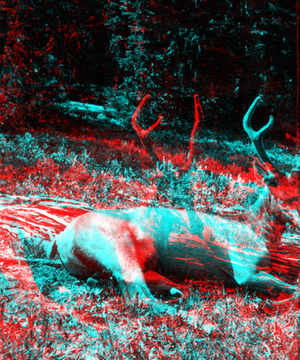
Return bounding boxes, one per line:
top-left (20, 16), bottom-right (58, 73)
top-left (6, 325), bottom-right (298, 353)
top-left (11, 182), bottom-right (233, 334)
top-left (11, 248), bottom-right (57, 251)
top-left (0, 0), bottom-right (296, 137)
top-left (0, 0), bottom-right (110, 130)
top-left (104, 0), bottom-right (296, 134)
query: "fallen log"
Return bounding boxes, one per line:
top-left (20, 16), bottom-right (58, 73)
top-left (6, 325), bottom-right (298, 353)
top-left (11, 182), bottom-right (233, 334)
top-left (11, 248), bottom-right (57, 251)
top-left (0, 257), bottom-right (62, 268)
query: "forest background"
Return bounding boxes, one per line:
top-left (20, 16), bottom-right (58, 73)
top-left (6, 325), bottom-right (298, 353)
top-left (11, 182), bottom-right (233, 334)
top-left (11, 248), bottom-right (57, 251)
top-left (0, 0), bottom-right (297, 140)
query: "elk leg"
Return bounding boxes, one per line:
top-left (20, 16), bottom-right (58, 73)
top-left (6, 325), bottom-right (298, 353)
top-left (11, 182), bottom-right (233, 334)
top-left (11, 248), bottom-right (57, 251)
top-left (244, 271), bottom-right (298, 296)
top-left (107, 229), bottom-right (180, 316)
top-left (123, 277), bottom-right (199, 325)
top-left (229, 249), bottom-right (298, 298)
top-left (143, 270), bottom-right (190, 299)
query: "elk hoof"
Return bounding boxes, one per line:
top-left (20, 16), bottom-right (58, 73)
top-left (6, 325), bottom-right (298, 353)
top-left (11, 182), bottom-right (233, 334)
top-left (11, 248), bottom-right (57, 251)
top-left (170, 287), bottom-right (184, 297)
top-left (87, 278), bottom-right (98, 286)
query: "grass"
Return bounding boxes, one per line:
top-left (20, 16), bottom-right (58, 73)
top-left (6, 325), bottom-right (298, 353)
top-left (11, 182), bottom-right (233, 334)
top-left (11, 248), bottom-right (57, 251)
top-left (1, 270), bottom-right (298, 359)
top-left (0, 126), bottom-right (299, 359)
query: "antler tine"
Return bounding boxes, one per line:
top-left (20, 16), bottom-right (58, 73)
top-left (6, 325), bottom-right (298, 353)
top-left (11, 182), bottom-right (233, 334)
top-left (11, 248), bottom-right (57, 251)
top-left (180, 94), bottom-right (204, 172)
top-left (243, 96), bottom-right (284, 180)
top-left (132, 94), bottom-right (163, 166)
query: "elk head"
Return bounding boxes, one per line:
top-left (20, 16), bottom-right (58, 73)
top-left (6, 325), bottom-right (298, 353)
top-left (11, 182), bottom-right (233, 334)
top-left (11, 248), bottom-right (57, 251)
top-left (243, 96), bottom-right (299, 248)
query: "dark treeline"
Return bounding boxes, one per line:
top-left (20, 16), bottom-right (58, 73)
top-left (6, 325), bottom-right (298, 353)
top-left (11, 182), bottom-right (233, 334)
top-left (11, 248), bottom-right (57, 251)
top-left (0, 0), bottom-right (296, 139)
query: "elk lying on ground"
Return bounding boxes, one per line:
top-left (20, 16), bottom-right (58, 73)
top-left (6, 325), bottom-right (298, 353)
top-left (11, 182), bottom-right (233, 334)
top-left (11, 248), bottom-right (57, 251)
top-left (48, 95), bottom-right (299, 324)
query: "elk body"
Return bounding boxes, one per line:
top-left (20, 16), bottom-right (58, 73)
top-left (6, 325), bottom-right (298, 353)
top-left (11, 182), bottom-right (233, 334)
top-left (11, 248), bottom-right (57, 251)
top-left (48, 95), bottom-right (299, 321)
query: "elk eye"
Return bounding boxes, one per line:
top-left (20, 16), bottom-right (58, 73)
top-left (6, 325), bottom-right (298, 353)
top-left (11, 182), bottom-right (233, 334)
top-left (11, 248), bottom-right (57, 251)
top-left (264, 177), bottom-right (277, 187)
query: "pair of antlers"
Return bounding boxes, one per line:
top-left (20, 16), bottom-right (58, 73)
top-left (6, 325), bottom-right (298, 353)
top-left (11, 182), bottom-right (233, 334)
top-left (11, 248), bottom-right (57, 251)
top-left (132, 94), bottom-right (295, 186)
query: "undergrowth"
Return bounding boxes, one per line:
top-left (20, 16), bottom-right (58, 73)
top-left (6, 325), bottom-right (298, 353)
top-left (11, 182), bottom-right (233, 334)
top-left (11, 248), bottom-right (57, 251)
top-left (1, 269), bottom-right (298, 360)
top-left (0, 130), bottom-right (297, 211)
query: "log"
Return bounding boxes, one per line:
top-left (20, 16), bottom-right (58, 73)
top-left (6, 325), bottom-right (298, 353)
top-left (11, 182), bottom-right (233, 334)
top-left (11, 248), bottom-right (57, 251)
top-left (0, 257), bottom-right (62, 268)
top-left (54, 101), bottom-right (118, 120)
top-left (269, 249), bottom-right (299, 283)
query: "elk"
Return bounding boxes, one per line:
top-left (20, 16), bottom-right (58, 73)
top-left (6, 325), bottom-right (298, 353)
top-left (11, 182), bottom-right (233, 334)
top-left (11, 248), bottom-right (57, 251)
top-left (48, 94), bottom-right (299, 324)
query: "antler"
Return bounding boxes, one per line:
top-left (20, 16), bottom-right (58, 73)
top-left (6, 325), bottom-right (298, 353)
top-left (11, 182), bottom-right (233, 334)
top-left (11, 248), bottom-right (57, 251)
top-left (243, 96), bottom-right (286, 184)
top-left (132, 94), bottom-right (162, 167)
top-left (132, 94), bottom-right (204, 172)
top-left (181, 94), bottom-right (204, 172)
